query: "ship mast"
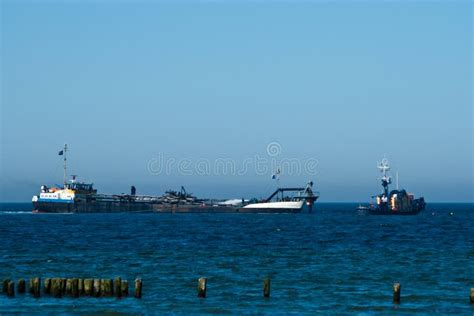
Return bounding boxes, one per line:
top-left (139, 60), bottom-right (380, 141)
top-left (377, 158), bottom-right (391, 197)
top-left (63, 144), bottom-right (68, 186)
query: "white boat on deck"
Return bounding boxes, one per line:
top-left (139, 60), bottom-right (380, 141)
top-left (243, 200), bottom-right (304, 211)
top-left (240, 181), bottom-right (319, 213)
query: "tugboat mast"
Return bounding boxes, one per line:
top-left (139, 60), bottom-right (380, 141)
top-left (396, 171), bottom-right (399, 190)
top-left (377, 158), bottom-right (391, 197)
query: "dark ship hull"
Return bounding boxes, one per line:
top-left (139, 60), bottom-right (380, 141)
top-left (357, 202), bottom-right (425, 216)
top-left (32, 199), bottom-right (313, 213)
top-left (32, 196), bottom-right (240, 213)
top-left (366, 208), bottom-right (423, 216)
top-left (33, 199), bottom-right (155, 213)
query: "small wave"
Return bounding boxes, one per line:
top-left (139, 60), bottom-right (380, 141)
top-left (0, 211), bottom-right (74, 215)
top-left (34, 212), bottom-right (74, 215)
top-left (0, 211), bottom-right (33, 214)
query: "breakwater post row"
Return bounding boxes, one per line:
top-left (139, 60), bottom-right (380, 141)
top-left (3, 279), bottom-right (474, 303)
top-left (2, 278), bottom-right (142, 298)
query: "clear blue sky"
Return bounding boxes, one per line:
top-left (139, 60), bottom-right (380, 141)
top-left (1, 1), bottom-right (472, 202)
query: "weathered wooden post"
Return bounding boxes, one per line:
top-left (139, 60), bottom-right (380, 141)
top-left (197, 277), bottom-right (206, 298)
top-left (29, 279), bottom-right (34, 294)
top-left (78, 279), bottom-right (84, 296)
top-left (3, 279), bottom-right (10, 293)
top-left (50, 279), bottom-right (56, 296)
top-left (7, 281), bottom-right (14, 297)
top-left (470, 288), bottom-right (474, 304)
top-left (84, 279), bottom-right (93, 296)
top-left (100, 279), bottom-right (105, 296)
top-left (51, 278), bottom-right (62, 298)
top-left (134, 279), bottom-right (142, 298)
top-left (114, 277), bottom-right (122, 298)
top-left (71, 278), bottom-right (79, 297)
top-left (61, 278), bottom-right (67, 294)
top-left (44, 278), bottom-right (52, 294)
top-left (121, 280), bottom-right (129, 296)
top-left (101, 279), bottom-right (113, 297)
top-left (393, 283), bottom-right (401, 304)
top-left (18, 279), bottom-right (25, 293)
top-left (93, 279), bottom-right (101, 297)
top-left (59, 278), bottom-right (65, 298)
top-left (263, 277), bottom-right (271, 298)
top-left (65, 279), bottom-right (73, 295)
top-left (32, 277), bottom-right (41, 298)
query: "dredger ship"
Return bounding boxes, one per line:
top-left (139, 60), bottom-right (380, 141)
top-left (357, 158), bottom-right (425, 215)
top-left (32, 145), bottom-right (319, 213)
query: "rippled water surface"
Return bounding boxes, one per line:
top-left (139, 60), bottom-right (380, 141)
top-left (0, 203), bottom-right (473, 314)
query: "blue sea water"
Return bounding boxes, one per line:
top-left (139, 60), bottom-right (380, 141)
top-left (0, 202), bottom-right (473, 315)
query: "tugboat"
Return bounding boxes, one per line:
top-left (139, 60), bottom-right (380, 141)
top-left (357, 158), bottom-right (425, 215)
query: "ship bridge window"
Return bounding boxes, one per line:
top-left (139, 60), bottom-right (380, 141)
top-left (66, 183), bottom-right (93, 191)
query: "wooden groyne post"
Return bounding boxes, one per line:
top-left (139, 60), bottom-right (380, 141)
top-left (197, 277), bottom-right (207, 298)
top-left (44, 278), bottom-right (51, 294)
top-left (121, 280), bottom-right (129, 296)
top-left (51, 278), bottom-right (62, 298)
top-left (32, 278), bottom-right (41, 298)
top-left (134, 279), bottom-right (142, 298)
top-left (84, 279), bottom-right (93, 296)
top-left (101, 279), bottom-right (113, 297)
top-left (7, 281), bottom-right (14, 297)
top-left (64, 278), bottom-right (79, 296)
top-left (65, 279), bottom-right (73, 295)
top-left (393, 283), bottom-right (401, 304)
top-left (61, 278), bottom-right (67, 294)
top-left (114, 277), bottom-right (122, 298)
top-left (78, 279), bottom-right (84, 296)
top-left (18, 279), bottom-right (25, 294)
top-left (3, 279), bottom-right (10, 293)
top-left (263, 277), bottom-right (271, 298)
top-left (28, 279), bottom-right (33, 294)
top-left (93, 279), bottom-right (101, 297)
top-left (71, 278), bottom-right (79, 297)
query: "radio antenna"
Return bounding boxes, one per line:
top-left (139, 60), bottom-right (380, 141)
top-left (396, 171), bottom-right (399, 190)
top-left (63, 144), bottom-right (68, 185)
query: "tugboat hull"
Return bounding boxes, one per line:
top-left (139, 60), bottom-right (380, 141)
top-left (357, 206), bottom-right (423, 215)
top-left (357, 196), bottom-right (426, 215)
